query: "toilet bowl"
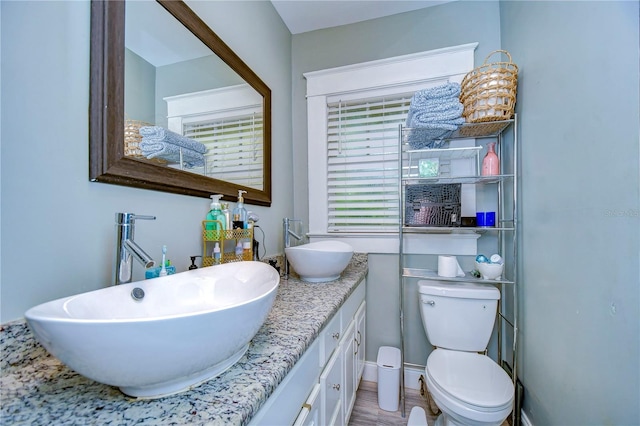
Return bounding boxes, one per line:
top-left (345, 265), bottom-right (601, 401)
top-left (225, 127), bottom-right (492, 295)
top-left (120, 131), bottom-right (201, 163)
top-left (426, 349), bottom-right (513, 426)
top-left (418, 281), bottom-right (514, 426)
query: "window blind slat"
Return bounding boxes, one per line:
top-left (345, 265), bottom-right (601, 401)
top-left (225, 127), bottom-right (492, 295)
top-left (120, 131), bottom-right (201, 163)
top-left (326, 95), bottom-right (410, 232)
top-left (184, 114), bottom-right (264, 191)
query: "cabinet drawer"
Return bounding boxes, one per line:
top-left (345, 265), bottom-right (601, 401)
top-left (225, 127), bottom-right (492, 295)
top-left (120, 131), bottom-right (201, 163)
top-left (320, 311), bottom-right (341, 366)
top-left (294, 384), bottom-right (321, 426)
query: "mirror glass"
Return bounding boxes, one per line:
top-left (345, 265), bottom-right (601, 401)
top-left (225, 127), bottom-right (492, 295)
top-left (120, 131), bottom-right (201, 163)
top-left (90, 0), bottom-right (272, 205)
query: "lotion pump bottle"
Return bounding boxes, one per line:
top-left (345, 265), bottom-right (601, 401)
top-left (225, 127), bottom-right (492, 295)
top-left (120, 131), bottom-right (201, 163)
top-left (232, 190), bottom-right (248, 229)
top-left (206, 194), bottom-right (226, 230)
top-left (221, 202), bottom-right (231, 230)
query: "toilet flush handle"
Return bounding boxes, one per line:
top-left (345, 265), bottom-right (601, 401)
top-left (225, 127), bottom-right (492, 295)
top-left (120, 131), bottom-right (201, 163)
top-left (425, 300), bottom-right (435, 306)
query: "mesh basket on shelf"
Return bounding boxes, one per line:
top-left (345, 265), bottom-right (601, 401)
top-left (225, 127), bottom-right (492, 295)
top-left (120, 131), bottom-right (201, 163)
top-left (460, 50), bottom-right (518, 123)
top-left (404, 184), bottom-right (461, 227)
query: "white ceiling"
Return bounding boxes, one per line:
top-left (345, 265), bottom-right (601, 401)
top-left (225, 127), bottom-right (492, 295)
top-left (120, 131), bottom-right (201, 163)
top-left (271, 0), bottom-right (454, 34)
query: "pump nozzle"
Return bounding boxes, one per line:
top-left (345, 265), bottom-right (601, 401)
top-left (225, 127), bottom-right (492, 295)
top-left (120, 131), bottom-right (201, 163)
top-left (237, 190), bottom-right (247, 203)
top-left (210, 194), bottom-right (224, 209)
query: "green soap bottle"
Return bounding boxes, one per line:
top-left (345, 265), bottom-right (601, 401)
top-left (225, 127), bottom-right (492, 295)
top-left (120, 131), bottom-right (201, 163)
top-left (206, 194), bottom-right (226, 230)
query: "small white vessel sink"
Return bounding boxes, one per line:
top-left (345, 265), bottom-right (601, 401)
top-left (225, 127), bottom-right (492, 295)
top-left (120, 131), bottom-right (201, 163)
top-left (24, 261), bottom-right (279, 399)
top-left (285, 240), bottom-right (353, 283)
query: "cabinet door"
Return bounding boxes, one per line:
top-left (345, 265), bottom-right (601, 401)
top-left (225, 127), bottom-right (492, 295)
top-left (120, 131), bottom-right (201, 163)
top-left (355, 301), bottom-right (366, 384)
top-left (342, 321), bottom-right (356, 424)
top-left (320, 346), bottom-right (344, 426)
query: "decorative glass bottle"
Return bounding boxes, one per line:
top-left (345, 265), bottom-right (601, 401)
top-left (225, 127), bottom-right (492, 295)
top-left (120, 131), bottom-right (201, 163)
top-left (481, 142), bottom-right (500, 176)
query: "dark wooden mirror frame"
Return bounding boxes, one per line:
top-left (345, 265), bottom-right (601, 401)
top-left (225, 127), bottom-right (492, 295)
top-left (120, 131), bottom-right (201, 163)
top-left (89, 0), bottom-right (272, 206)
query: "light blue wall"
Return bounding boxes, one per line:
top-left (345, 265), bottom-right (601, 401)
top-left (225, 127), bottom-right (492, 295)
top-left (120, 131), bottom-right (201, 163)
top-left (0, 0), bottom-right (292, 322)
top-left (124, 49), bottom-right (156, 124)
top-left (155, 54), bottom-right (244, 127)
top-left (500, 1), bottom-right (639, 424)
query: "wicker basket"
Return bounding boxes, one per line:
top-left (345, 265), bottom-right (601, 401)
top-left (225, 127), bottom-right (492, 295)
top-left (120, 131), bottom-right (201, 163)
top-left (124, 119), bottom-right (167, 164)
top-left (124, 119), bottom-right (150, 158)
top-left (460, 50), bottom-right (518, 123)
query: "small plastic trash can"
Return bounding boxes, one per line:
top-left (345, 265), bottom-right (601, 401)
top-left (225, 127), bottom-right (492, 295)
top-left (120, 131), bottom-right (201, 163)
top-left (377, 346), bottom-right (401, 411)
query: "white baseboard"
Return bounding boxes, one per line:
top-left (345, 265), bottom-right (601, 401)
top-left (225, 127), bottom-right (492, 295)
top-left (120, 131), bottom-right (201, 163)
top-left (362, 361), bottom-right (424, 390)
top-left (364, 360), bottom-right (532, 426)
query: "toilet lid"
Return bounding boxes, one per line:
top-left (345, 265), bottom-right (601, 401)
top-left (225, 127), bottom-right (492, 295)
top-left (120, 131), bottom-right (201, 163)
top-left (427, 349), bottom-right (514, 409)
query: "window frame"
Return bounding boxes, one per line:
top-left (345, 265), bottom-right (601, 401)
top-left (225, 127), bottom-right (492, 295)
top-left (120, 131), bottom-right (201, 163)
top-left (304, 43), bottom-right (479, 253)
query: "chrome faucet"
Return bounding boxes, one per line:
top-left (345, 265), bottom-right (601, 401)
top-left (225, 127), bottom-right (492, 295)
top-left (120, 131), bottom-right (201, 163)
top-left (283, 218), bottom-right (303, 278)
top-left (114, 212), bottom-right (156, 286)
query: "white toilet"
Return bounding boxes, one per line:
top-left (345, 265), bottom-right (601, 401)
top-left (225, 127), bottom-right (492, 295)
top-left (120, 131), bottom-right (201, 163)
top-left (418, 281), bottom-right (514, 426)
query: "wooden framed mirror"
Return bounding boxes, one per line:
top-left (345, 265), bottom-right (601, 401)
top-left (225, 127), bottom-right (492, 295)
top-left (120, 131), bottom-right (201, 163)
top-left (89, 0), bottom-right (272, 206)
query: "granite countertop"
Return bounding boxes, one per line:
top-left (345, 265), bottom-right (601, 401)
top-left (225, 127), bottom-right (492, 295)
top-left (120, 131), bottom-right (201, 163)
top-left (0, 254), bottom-right (368, 426)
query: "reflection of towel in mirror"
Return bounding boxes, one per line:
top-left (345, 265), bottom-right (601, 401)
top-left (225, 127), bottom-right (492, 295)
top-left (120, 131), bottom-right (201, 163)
top-left (139, 126), bottom-right (207, 154)
top-left (139, 126), bottom-right (207, 168)
top-left (141, 143), bottom-right (205, 168)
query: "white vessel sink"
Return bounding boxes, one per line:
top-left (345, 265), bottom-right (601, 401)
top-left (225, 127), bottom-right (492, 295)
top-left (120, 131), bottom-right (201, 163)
top-left (285, 240), bottom-right (353, 283)
top-left (24, 261), bottom-right (279, 399)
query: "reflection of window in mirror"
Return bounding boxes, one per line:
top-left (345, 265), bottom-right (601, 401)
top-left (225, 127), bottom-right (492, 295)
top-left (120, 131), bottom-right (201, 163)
top-left (164, 85), bottom-right (264, 191)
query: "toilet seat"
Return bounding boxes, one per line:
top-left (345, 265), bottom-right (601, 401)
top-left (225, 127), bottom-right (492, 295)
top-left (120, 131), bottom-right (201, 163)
top-left (426, 349), bottom-right (514, 423)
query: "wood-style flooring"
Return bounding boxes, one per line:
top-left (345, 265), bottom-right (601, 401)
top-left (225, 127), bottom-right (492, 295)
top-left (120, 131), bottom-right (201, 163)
top-left (349, 380), bottom-right (511, 426)
top-left (349, 380), bottom-right (439, 426)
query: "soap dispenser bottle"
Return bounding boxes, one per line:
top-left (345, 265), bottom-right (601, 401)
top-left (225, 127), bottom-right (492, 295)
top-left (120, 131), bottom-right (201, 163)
top-left (206, 194), bottom-right (226, 230)
top-left (232, 190), bottom-right (248, 229)
top-left (221, 202), bottom-right (231, 230)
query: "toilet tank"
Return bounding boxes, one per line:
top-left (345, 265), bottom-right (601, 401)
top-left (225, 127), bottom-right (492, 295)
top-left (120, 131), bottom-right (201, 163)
top-left (418, 281), bottom-right (500, 352)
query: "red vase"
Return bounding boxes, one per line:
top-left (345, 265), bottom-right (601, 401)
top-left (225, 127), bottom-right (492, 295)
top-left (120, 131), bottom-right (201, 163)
top-left (481, 142), bottom-right (500, 176)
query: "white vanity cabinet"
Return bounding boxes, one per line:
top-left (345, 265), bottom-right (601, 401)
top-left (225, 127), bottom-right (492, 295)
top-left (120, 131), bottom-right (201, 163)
top-left (250, 278), bottom-right (366, 426)
top-left (321, 283), bottom-right (366, 426)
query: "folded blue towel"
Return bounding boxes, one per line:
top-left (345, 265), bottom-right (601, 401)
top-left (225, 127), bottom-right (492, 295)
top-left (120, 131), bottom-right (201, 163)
top-left (411, 82), bottom-right (461, 103)
top-left (406, 103), bottom-right (464, 127)
top-left (411, 97), bottom-right (462, 114)
top-left (139, 126), bottom-right (207, 154)
top-left (404, 82), bottom-right (466, 148)
top-left (140, 142), bottom-right (206, 168)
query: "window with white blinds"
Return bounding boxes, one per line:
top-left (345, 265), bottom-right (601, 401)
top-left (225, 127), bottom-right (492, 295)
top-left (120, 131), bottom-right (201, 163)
top-left (326, 95), bottom-right (411, 232)
top-left (305, 43), bottom-right (476, 251)
top-left (183, 113), bottom-right (264, 190)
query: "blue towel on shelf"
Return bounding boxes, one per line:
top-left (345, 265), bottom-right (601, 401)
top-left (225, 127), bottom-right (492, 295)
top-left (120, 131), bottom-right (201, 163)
top-left (138, 126), bottom-right (207, 154)
top-left (404, 82), bottom-right (465, 149)
top-left (410, 82), bottom-right (461, 102)
top-left (406, 103), bottom-right (464, 127)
